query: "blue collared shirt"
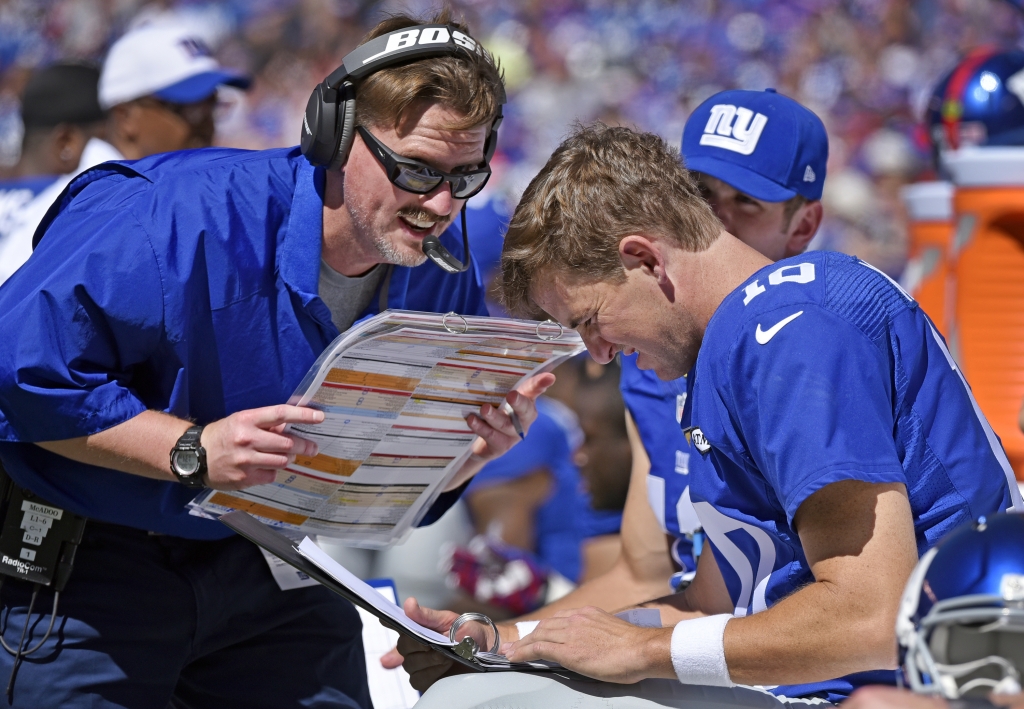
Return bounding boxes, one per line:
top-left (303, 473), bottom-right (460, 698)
top-left (0, 146), bottom-right (486, 539)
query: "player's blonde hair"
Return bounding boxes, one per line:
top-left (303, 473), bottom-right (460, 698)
top-left (500, 123), bottom-right (721, 316)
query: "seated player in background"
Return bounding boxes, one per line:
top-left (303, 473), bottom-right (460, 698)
top-left (449, 356), bottom-right (631, 617)
top-left (0, 63), bottom-right (106, 285)
top-left (1, 64), bottom-right (104, 183)
top-left (569, 357), bottom-right (633, 579)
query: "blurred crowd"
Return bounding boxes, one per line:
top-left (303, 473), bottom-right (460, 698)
top-left (2, 0), bottom-right (1024, 278)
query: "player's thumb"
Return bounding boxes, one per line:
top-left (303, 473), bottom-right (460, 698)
top-left (404, 596), bottom-right (456, 633)
top-left (513, 372), bottom-right (556, 401)
top-left (380, 646), bottom-right (404, 669)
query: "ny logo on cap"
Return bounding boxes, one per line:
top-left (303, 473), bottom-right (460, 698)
top-left (700, 104), bottom-right (768, 156)
top-left (178, 37), bottom-right (212, 59)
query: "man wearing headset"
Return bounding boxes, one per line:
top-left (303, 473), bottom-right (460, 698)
top-left (0, 11), bottom-right (545, 709)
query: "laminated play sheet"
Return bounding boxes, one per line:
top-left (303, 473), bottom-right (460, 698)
top-left (191, 310), bottom-right (583, 547)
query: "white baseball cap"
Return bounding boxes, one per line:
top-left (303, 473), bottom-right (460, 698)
top-left (99, 23), bottom-right (250, 110)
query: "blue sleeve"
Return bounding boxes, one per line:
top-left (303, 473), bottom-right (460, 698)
top-left (576, 492), bottom-right (624, 538)
top-left (619, 354), bottom-right (684, 436)
top-left (469, 411), bottom-right (561, 490)
top-left (417, 480), bottom-right (471, 527)
top-left (0, 184), bottom-right (164, 442)
top-left (727, 305), bottom-right (906, 523)
top-left (619, 352), bottom-right (658, 402)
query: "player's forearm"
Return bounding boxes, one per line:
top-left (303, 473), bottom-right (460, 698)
top-left (36, 410), bottom-right (190, 482)
top-left (716, 484), bottom-right (914, 685)
top-left (517, 555), bottom-right (674, 622)
top-left (720, 577), bottom-right (900, 685)
top-left (445, 453), bottom-right (488, 491)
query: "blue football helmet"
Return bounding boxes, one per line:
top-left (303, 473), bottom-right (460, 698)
top-left (897, 513), bottom-right (1024, 698)
top-left (926, 48), bottom-right (1024, 153)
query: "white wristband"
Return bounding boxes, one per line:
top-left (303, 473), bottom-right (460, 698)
top-left (670, 614), bottom-right (735, 687)
top-left (515, 620), bottom-right (539, 639)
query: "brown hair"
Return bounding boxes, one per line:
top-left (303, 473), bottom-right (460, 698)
top-left (782, 194), bottom-right (810, 231)
top-left (500, 123), bottom-right (721, 316)
top-left (353, 8), bottom-right (504, 134)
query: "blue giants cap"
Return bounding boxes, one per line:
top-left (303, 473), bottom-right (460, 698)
top-left (682, 89), bottom-right (828, 202)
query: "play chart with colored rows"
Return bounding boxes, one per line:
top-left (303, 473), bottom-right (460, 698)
top-left (192, 310), bottom-right (584, 548)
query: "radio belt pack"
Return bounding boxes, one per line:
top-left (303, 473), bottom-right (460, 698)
top-left (0, 462), bottom-right (86, 703)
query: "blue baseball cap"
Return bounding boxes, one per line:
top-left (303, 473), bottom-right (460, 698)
top-left (682, 89), bottom-right (828, 202)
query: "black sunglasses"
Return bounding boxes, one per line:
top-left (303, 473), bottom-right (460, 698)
top-left (356, 125), bottom-right (491, 200)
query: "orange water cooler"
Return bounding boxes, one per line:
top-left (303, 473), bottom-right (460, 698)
top-left (900, 181), bottom-right (955, 337)
top-left (944, 148), bottom-right (1024, 481)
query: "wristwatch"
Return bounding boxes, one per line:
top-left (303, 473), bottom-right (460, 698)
top-left (170, 425), bottom-right (208, 488)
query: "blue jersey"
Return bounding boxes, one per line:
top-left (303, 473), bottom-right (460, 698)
top-left (464, 193), bottom-right (510, 282)
top-left (470, 397), bottom-right (589, 581)
top-left (0, 175), bottom-right (58, 281)
top-left (688, 251), bottom-right (1022, 700)
top-left (0, 147), bottom-right (486, 539)
top-left (619, 354), bottom-right (702, 540)
top-left (575, 494), bottom-right (624, 540)
top-left (0, 175), bottom-right (56, 229)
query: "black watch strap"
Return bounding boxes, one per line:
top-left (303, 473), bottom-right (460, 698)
top-left (170, 425), bottom-right (208, 489)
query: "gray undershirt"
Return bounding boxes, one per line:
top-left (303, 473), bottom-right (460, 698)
top-left (318, 260), bottom-right (385, 333)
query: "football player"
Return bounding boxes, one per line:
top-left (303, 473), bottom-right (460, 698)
top-left (388, 90), bottom-right (838, 702)
top-left (444, 112), bottom-right (1022, 700)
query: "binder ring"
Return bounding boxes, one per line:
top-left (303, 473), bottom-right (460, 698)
top-left (449, 612), bottom-right (500, 655)
top-left (536, 319), bottom-right (563, 341)
top-left (442, 311), bottom-right (469, 335)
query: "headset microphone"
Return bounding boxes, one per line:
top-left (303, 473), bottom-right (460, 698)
top-left (422, 206), bottom-right (472, 273)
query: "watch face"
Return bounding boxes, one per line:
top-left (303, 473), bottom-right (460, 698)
top-left (173, 450), bottom-right (200, 476)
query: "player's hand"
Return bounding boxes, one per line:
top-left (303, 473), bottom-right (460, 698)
top-left (381, 607), bottom-right (518, 687)
top-left (445, 373), bottom-right (555, 491)
top-left (200, 405), bottom-right (322, 490)
top-left (844, 687), bottom-right (949, 709)
top-left (500, 606), bottom-right (673, 683)
top-left (380, 598), bottom-right (476, 692)
top-left (467, 372), bottom-right (555, 461)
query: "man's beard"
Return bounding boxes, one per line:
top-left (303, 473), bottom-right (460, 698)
top-left (372, 232), bottom-right (428, 267)
top-left (369, 207), bottom-right (453, 268)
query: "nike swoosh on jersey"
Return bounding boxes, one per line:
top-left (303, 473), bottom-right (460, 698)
top-left (755, 311), bottom-right (804, 345)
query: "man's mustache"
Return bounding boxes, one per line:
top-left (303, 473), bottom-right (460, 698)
top-left (397, 207), bottom-right (452, 228)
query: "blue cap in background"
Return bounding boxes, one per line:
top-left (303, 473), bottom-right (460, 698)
top-left (154, 69), bottom-right (251, 104)
top-left (682, 88), bottom-right (829, 202)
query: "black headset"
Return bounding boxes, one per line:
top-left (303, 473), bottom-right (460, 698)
top-left (301, 24), bottom-right (505, 273)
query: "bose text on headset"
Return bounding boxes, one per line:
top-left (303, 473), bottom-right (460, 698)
top-left (300, 23), bottom-right (506, 274)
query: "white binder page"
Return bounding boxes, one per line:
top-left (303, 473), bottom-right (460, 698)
top-left (296, 537), bottom-right (452, 646)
